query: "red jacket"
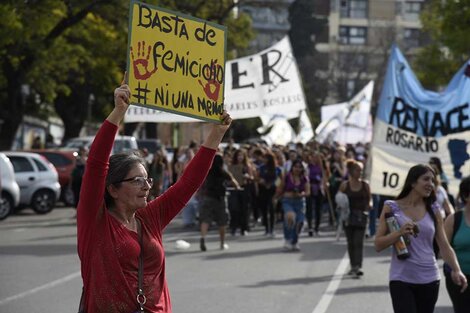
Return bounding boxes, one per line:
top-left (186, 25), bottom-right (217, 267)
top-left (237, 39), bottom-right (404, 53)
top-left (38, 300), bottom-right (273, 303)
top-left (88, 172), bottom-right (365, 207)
top-left (77, 120), bottom-right (215, 312)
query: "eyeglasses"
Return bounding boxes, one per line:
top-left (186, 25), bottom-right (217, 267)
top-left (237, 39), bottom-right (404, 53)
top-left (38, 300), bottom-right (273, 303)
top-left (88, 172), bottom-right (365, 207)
top-left (114, 176), bottom-right (153, 188)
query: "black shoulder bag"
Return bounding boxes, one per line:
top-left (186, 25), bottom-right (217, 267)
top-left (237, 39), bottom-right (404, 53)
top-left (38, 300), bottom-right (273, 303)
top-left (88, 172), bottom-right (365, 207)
top-left (78, 221), bottom-right (145, 313)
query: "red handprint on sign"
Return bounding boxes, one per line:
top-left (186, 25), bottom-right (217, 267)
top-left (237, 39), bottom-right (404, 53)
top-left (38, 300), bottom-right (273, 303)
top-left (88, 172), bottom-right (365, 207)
top-left (130, 41), bottom-right (157, 80)
top-left (198, 59), bottom-right (221, 102)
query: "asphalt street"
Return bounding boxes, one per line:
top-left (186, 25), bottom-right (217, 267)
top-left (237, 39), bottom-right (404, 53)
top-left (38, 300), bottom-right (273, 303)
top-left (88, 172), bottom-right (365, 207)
top-left (0, 206), bottom-right (454, 313)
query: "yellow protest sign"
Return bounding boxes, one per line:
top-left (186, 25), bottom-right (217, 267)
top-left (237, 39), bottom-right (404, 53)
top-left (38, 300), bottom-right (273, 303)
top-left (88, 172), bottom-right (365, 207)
top-left (126, 1), bottom-right (226, 123)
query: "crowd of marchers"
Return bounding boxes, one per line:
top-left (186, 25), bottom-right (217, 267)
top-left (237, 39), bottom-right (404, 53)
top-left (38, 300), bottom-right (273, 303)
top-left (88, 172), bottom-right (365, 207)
top-left (129, 138), bottom-right (469, 313)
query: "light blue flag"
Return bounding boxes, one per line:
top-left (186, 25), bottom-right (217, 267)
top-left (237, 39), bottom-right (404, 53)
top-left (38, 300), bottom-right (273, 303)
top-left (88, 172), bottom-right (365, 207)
top-left (371, 45), bottom-right (470, 196)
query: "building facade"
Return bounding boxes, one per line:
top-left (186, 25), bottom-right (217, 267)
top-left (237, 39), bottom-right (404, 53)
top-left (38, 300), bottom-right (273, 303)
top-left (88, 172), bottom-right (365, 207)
top-left (316, 0), bottom-right (429, 103)
top-left (239, 0), bottom-right (294, 54)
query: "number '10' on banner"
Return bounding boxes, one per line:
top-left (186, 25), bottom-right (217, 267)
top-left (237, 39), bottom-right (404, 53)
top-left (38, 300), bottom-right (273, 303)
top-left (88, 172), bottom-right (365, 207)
top-left (126, 0), bottom-right (227, 123)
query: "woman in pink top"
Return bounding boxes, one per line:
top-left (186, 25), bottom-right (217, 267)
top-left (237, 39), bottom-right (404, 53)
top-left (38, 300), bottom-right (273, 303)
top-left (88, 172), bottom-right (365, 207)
top-left (375, 164), bottom-right (467, 313)
top-left (77, 81), bottom-right (232, 313)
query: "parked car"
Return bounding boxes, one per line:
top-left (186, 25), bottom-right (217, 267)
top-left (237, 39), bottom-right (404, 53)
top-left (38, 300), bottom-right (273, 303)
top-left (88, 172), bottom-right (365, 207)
top-left (28, 149), bottom-right (77, 206)
top-left (3, 151), bottom-right (61, 214)
top-left (63, 135), bottom-right (138, 154)
top-left (137, 138), bottom-right (163, 163)
top-left (137, 139), bottom-right (161, 153)
top-left (0, 153), bottom-right (20, 220)
top-left (218, 141), bottom-right (241, 151)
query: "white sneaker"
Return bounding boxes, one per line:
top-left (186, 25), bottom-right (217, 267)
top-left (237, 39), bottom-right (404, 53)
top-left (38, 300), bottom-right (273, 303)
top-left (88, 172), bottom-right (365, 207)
top-left (292, 243), bottom-right (300, 251)
top-left (175, 240), bottom-right (191, 250)
top-left (283, 240), bottom-right (293, 250)
top-left (221, 243), bottom-right (229, 250)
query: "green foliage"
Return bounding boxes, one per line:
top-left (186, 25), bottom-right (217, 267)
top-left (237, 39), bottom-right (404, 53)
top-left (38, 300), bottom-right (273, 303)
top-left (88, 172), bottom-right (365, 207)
top-left (288, 0), bottom-right (325, 58)
top-left (0, 1), bottom-right (127, 129)
top-left (415, 0), bottom-right (470, 89)
top-left (224, 12), bottom-right (254, 58)
top-left (287, 0), bottom-right (328, 124)
top-left (0, 0), bottom-right (254, 148)
top-left (153, 0), bottom-right (254, 58)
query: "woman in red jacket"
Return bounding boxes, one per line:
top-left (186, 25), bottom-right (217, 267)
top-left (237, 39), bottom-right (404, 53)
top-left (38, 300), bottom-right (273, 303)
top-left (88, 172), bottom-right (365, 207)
top-left (77, 81), bottom-right (232, 313)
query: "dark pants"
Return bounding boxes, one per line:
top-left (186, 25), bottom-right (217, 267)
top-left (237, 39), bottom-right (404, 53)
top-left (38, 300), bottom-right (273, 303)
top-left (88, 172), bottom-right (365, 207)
top-left (258, 185), bottom-right (276, 234)
top-left (312, 194), bottom-right (323, 232)
top-left (306, 194), bottom-right (323, 232)
top-left (245, 182), bottom-right (257, 223)
top-left (328, 186), bottom-right (339, 225)
top-left (228, 189), bottom-right (250, 234)
top-left (389, 280), bottom-right (440, 313)
top-left (306, 195), bottom-right (313, 230)
top-left (446, 273), bottom-right (470, 313)
top-left (343, 224), bottom-right (366, 269)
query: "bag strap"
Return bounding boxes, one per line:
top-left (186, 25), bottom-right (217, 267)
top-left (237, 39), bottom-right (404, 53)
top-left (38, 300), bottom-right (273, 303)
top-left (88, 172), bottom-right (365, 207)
top-left (451, 210), bottom-right (463, 245)
top-left (136, 219), bottom-right (146, 312)
top-left (77, 286), bottom-right (85, 313)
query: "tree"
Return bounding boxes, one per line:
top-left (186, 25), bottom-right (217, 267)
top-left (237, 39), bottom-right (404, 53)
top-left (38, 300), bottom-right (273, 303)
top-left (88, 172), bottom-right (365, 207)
top-left (415, 0), bottom-right (470, 89)
top-left (326, 26), bottom-right (396, 117)
top-left (288, 0), bottom-right (328, 127)
top-left (0, 0), bottom-right (125, 150)
top-left (289, 1), bottom-right (400, 126)
top-left (0, 0), bottom-right (255, 149)
top-left (55, 3), bottom-right (129, 142)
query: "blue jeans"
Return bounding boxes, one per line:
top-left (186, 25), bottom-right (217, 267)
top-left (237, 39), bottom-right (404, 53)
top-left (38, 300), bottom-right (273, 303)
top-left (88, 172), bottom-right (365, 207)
top-left (182, 196), bottom-right (199, 226)
top-left (282, 197), bottom-right (305, 244)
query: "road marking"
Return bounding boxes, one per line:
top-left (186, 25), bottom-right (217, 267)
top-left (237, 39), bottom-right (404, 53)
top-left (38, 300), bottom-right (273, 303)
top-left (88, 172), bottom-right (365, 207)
top-left (311, 252), bottom-right (349, 313)
top-left (0, 271), bottom-right (81, 306)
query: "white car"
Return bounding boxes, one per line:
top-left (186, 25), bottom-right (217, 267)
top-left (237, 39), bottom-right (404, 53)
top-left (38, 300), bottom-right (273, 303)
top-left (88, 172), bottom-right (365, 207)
top-left (3, 152), bottom-right (61, 214)
top-left (0, 153), bottom-right (20, 220)
top-left (63, 135), bottom-right (138, 154)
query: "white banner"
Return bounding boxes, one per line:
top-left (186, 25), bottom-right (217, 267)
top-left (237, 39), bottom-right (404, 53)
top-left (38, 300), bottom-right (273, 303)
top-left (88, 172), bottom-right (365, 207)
top-left (315, 81), bottom-right (374, 144)
top-left (125, 36), bottom-right (307, 123)
top-left (296, 110), bottom-right (314, 144)
top-left (260, 116), bottom-right (297, 146)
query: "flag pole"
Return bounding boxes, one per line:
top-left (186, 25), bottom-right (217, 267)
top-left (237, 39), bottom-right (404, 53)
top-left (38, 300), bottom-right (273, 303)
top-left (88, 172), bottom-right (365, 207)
top-left (319, 154), bottom-right (336, 227)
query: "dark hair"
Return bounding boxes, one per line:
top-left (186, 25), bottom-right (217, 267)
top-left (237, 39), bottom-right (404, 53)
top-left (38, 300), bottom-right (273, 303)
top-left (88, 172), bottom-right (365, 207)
top-left (345, 147), bottom-right (356, 158)
top-left (459, 176), bottom-right (470, 203)
top-left (104, 152), bottom-right (147, 209)
top-left (253, 148), bottom-right (264, 157)
top-left (232, 148), bottom-right (248, 166)
top-left (263, 152), bottom-right (277, 181)
top-left (396, 164), bottom-right (437, 224)
top-left (209, 154), bottom-right (225, 176)
top-left (429, 157), bottom-right (443, 174)
top-left (290, 159), bottom-right (305, 175)
top-left (346, 159), bottom-right (361, 172)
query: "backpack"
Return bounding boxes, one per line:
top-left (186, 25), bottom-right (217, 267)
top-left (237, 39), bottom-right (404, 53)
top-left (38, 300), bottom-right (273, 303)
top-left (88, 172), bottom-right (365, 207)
top-left (443, 210), bottom-right (463, 275)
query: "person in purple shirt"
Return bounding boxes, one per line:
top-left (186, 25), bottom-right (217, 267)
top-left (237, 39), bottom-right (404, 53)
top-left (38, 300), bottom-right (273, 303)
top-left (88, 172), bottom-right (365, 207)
top-left (277, 159), bottom-right (310, 251)
top-left (375, 164), bottom-right (467, 313)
